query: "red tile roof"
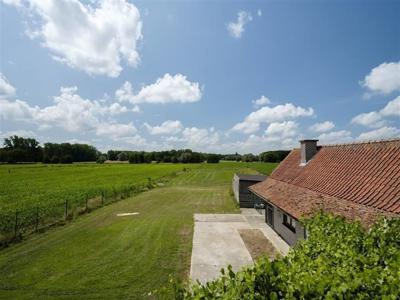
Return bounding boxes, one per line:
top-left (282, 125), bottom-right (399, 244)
top-left (250, 139), bottom-right (400, 225)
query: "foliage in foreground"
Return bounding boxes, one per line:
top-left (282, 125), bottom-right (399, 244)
top-left (172, 213), bottom-right (400, 299)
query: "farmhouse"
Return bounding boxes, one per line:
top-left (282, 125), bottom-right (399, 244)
top-left (232, 174), bottom-right (267, 208)
top-left (250, 139), bottom-right (400, 246)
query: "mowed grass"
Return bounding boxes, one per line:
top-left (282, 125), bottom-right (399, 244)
top-left (0, 162), bottom-right (277, 299)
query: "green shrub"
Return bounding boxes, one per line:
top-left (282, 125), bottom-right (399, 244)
top-left (174, 213), bottom-right (400, 299)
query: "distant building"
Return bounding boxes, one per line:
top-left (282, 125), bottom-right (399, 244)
top-left (232, 174), bottom-right (267, 208)
top-left (250, 139), bottom-right (400, 246)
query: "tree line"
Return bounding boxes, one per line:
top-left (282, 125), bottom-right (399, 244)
top-left (0, 136), bottom-right (98, 163)
top-left (0, 135), bottom-right (289, 164)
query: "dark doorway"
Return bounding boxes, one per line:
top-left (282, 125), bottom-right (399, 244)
top-left (265, 203), bottom-right (274, 228)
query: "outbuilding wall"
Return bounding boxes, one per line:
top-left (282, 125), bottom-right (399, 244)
top-left (253, 194), bottom-right (306, 246)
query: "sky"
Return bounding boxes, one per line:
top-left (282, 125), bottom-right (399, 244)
top-left (0, 0), bottom-right (399, 154)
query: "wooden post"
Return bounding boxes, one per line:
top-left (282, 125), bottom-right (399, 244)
top-left (85, 194), bottom-right (88, 211)
top-left (35, 207), bottom-right (39, 231)
top-left (14, 210), bottom-right (18, 238)
top-left (101, 191), bottom-right (104, 205)
top-left (65, 199), bottom-right (68, 220)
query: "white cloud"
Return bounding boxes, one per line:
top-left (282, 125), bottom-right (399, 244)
top-left (265, 121), bottom-right (298, 138)
top-left (309, 121), bottom-right (335, 133)
top-left (257, 9), bottom-right (262, 17)
top-left (0, 73), bottom-right (16, 98)
top-left (96, 122), bottom-right (137, 138)
top-left (252, 95), bottom-right (270, 108)
top-left (227, 11), bottom-right (252, 39)
top-left (144, 120), bottom-right (183, 135)
top-left (115, 73), bottom-right (202, 104)
top-left (358, 126), bottom-right (400, 141)
top-left (0, 98), bottom-right (38, 120)
top-left (182, 127), bottom-right (219, 149)
top-left (0, 86), bottom-right (138, 139)
top-left (108, 102), bottom-right (128, 116)
top-left (317, 130), bottom-right (352, 144)
top-left (231, 121), bottom-right (260, 134)
top-left (6, 0), bottom-right (142, 77)
top-left (352, 96), bottom-right (400, 128)
top-left (0, 129), bottom-right (37, 139)
top-left (232, 103), bottom-right (314, 134)
top-left (380, 95), bottom-right (400, 117)
top-left (362, 61), bottom-right (400, 94)
top-left (351, 111), bottom-right (385, 128)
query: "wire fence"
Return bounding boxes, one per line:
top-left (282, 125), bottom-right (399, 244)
top-left (0, 174), bottom-right (175, 247)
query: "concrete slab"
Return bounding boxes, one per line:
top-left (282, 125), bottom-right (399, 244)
top-left (190, 209), bottom-right (290, 284)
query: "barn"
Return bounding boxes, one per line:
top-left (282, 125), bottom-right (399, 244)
top-left (232, 174), bottom-right (267, 208)
top-left (249, 139), bottom-right (400, 246)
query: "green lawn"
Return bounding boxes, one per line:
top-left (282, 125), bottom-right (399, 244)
top-left (0, 162), bottom-right (277, 299)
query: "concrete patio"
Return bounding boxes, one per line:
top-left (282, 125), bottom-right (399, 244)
top-left (190, 208), bottom-right (290, 284)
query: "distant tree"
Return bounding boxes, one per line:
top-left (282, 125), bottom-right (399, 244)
top-left (1, 135), bottom-right (42, 162)
top-left (60, 155), bottom-right (73, 164)
top-left (117, 152), bottom-right (128, 161)
top-left (97, 154), bottom-right (107, 164)
top-left (207, 154), bottom-right (220, 163)
top-left (50, 156), bottom-right (60, 164)
top-left (259, 150), bottom-right (290, 163)
top-left (242, 153), bottom-right (257, 162)
top-left (107, 150), bottom-right (118, 161)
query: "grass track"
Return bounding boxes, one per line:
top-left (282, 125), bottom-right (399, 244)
top-left (0, 163), bottom-right (277, 299)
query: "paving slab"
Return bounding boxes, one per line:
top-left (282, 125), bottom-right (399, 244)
top-left (190, 209), bottom-right (290, 284)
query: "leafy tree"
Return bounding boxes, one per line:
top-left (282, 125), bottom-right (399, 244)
top-left (260, 150), bottom-right (290, 162)
top-left (97, 154), bottom-right (107, 164)
top-left (117, 152), bottom-right (128, 161)
top-left (1, 135), bottom-right (42, 162)
top-left (206, 154), bottom-right (220, 163)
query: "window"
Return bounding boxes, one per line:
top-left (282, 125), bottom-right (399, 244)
top-left (283, 214), bottom-right (296, 233)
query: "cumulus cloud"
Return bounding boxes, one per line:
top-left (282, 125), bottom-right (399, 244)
top-left (181, 127), bottom-right (219, 149)
top-left (265, 121), bottom-right (298, 138)
top-left (252, 95), bottom-right (270, 108)
top-left (317, 130), bottom-right (352, 144)
top-left (231, 121), bottom-right (260, 134)
top-left (115, 73), bottom-right (202, 104)
top-left (144, 120), bottom-right (183, 135)
top-left (108, 103), bottom-right (128, 116)
top-left (227, 11), bottom-right (252, 39)
top-left (362, 61), bottom-right (400, 94)
top-left (351, 111), bottom-right (385, 128)
top-left (358, 126), bottom-right (400, 141)
top-left (309, 121), bottom-right (335, 133)
top-left (96, 122), bottom-right (137, 138)
top-left (0, 73), bottom-right (16, 98)
top-left (0, 85), bottom-right (138, 138)
top-left (232, 103), bottom-right (314, 134)
top-left (380, 95), bottom-right (400, 117)
top-left (352, 96), bottom-right (400, 128)
top-left (5, 0), bottom-right (142, 77)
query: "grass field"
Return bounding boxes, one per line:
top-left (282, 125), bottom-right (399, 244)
top-left (0, 161), bottom-right (276, 211)
top-left (0, 162), bottom-right (277, 299)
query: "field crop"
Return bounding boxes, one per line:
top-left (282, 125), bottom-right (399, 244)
top-left (0, 162), bottom-right (277, 299)
top-left (0, 162), bottom-right (277, 243)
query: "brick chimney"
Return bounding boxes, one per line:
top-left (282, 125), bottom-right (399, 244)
top-left (300, 139), bottom-right (318, 165)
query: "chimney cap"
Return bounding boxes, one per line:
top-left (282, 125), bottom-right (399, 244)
top-left (299, 139), bottom-right (319, 143)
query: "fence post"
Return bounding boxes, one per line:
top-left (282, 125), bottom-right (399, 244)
top-left (35, 207), bottom-right (39, 231)
top-left (85, 194), bottom-right (88, 211)
top-left (14, 210), bottom-right (18, 238)
top-left (65, 199), bottom-right (68, 220)
top-left (101, 191), bottom-right (104, 205)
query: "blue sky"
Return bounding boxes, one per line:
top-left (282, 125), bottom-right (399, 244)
top-left (0, 0), bottom-right (399, 153)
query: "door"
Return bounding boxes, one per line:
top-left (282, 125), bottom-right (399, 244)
top-left (265, 203), bottom-right (274, 228)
